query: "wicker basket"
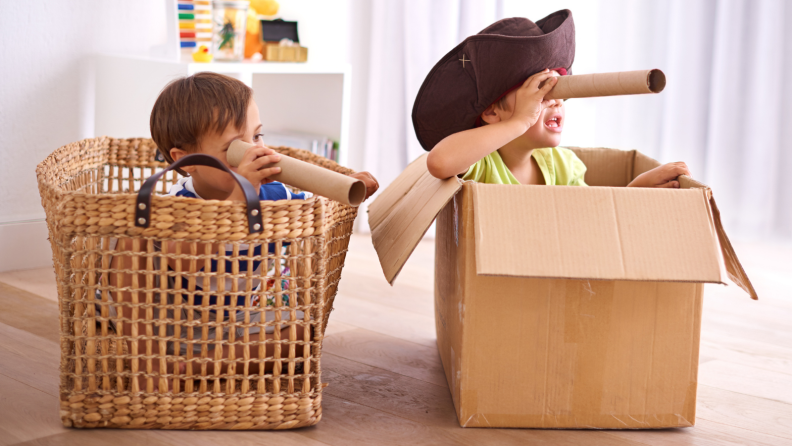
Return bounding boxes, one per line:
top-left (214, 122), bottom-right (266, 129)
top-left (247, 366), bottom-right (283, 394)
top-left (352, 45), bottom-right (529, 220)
top-left (36, 137), bottom-right (357, 430)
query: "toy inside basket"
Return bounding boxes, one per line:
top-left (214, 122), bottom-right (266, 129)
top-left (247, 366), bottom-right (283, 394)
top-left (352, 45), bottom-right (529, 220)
top-left (36, 137), bottom-right (357, 430)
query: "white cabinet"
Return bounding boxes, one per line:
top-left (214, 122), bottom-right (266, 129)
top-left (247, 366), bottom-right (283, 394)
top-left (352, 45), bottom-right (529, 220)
top-left (94, 55), bottom-right (352, 165)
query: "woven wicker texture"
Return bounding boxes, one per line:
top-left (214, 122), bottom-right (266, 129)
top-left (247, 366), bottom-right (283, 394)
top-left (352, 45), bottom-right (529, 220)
top-left (36, 137), bottom-right (357, 430)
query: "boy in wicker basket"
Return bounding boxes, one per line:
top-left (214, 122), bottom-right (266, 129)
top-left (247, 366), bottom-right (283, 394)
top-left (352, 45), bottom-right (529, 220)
top-left (416, 11), bottom-right (690, 187)
top-left (107, 72), bottom-right (378, 392)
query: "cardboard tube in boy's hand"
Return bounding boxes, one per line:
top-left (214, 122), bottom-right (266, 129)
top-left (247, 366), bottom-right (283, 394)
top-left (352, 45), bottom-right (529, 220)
top-left (543, 69), bottom-right (666, 100)
top-left (227, 140), bottom-right (366, 207)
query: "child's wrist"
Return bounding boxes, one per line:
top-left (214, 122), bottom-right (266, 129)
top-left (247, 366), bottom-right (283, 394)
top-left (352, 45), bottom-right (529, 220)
top-left (504, 116), bottom-right (531, 134)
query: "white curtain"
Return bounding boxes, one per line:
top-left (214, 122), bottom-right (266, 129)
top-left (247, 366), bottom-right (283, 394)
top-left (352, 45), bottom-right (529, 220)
top-left (348, 0), bottom-right (792, 238)
top-left (347, 0), bottom-right (503, 232)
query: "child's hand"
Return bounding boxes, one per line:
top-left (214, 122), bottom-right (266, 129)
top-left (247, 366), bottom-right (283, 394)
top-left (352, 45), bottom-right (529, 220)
top-left (509, 69), bottom-right (559, 130)
top-left (628, 162), bottom-right (692, 188)
top-left (234, 145), bottom-right (282, 188)
top-left (349, 171), bottom-right (379, 201)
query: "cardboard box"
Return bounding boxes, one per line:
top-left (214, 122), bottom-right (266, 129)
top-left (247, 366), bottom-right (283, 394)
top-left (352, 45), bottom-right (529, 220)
top-left (369, 147), bottom-right (756, 429)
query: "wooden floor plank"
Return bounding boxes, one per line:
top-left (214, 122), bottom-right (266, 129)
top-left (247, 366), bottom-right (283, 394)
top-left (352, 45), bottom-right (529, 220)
top-left (322, 328), bottom-right (448, 387)
top-left (0, 267), bottom-right (58, 303)
top-left (699, 333), bottom-right (792, 373)
top-left (604, 418), bottom-right (789, 446)
top-left (0, 374), bottom-right (66, 445)
top-left (309, 393), bottom-right (643, 446)
top-left (0, 323), bottom-right (60, 396)
top-left (328, 294), bottom-right (438, 348)
top-left (337, 269), bottom-right (434, 316)
top-left (0, 283), bottom-right (60, 344)
top-left (7, 425), bottom-right (328, 446)
top-left (697, 385), bottom-right (792, 441)
top-left (699, 360), bottom-right (792, 405)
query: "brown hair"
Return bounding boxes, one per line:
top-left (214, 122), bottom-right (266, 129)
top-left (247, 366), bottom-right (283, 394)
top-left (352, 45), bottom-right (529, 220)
top-left (150, 72), bottom-right (253, 174)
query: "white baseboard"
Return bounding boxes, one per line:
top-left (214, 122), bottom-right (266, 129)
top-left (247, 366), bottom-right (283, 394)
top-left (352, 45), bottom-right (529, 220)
top-left (0, 220), bottom-right (53, 272)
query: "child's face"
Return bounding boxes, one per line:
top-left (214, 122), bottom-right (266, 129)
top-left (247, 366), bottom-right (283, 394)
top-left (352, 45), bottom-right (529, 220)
top-left (495, 70), bottom-right (566, 149)
top-left (170, 100), bottom-right (265, 200)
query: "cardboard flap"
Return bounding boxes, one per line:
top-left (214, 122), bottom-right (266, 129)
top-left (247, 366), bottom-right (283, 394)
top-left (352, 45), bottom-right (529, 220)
top-left (707, 196), bottom-right (759, 300)
top-left (472, 184), bottom-right (724, 282)
top-left (369, 154), bottom-right (462, 284)
top-left (678, 175), bottom-right (758, 300)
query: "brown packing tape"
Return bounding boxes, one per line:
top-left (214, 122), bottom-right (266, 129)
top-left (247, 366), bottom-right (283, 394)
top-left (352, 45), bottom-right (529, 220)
top-left (544, 69), bottom-right (666, 100)
top-left (227, 140), bottom-right (365, 207)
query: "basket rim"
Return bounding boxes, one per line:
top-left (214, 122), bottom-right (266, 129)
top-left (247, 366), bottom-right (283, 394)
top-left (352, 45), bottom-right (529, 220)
top-left (37, 136), bottom-right (353, 202)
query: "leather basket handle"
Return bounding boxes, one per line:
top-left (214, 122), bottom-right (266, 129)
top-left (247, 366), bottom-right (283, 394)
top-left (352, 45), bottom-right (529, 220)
top-left (134, 153), bottom-right (263, 234)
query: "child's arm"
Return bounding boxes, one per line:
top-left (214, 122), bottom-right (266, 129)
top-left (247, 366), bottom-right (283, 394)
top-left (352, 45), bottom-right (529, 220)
top-left (627, 162), bottom-right (691, 188)
top-left (426, 69), bottom-right (559, 179)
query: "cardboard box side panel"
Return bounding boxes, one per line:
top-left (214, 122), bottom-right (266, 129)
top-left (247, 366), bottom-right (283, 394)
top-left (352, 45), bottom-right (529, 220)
top-left (688, 283), bottom-right (704, 425)
top-left (472, 184), bottom-right (723, 283)
top-left (632, 151), bottom-right (662, 180)
top-left (434, 193), bottom-right (467, 420)
top-left (600, 281), bottom-right (700, 428)
top-left (460, 268), bottom-right (701, 428)
top-left (567, 147), bottom-right (635, 187)
top-left (457, 184), bottom-right (482, 426)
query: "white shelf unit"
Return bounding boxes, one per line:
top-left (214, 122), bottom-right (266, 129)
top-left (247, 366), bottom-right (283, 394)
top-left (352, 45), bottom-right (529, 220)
top-left (94, 55), bottom-right (352, 166)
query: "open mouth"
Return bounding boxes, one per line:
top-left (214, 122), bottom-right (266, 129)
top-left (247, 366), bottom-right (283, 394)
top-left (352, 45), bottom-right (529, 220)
top-left (544, 115), bottom-right (563, 132)
top-left (545, 116), bottom-right (562, 128)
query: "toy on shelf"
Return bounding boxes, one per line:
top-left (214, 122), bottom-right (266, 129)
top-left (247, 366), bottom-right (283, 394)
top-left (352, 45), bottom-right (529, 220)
top-left (251, 0), bottom-right (279, 16)
top-left (212, 1), bottom-right (248, 61)
top-left (244, 6), bottom-right (264, 59)
top-left (260, 19), bottom-right (308, 62)
top-left (192, 45), bottom-right (214, 62)
top-left (178, 0), bottom-right (212, 60)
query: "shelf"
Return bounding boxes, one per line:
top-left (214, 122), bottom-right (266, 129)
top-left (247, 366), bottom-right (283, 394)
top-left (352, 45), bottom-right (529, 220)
top-left (94, 54), bottom-right (351, 166)
top-left (101, 54), bottom-right (350, 75)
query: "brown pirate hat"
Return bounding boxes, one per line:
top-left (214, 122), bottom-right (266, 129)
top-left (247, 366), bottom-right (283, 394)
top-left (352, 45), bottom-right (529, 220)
top-left (412, 10), bottom-right (575, 151)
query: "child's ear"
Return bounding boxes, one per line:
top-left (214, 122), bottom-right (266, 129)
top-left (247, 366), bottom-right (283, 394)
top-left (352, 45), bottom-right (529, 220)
top-left (170, 148), bottom-right (197, 173)
top-left (480, 104), bottom-right (501, 125)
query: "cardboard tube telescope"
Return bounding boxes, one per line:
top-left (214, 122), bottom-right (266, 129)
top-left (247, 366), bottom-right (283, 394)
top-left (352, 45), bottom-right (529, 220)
top-left (543, 69), bottom-right (666, 100)
top-left (227, 140), bottom-right (366, 207)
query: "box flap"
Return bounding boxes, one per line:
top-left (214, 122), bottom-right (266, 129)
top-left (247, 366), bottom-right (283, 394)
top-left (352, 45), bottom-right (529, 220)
top-left (472, 184), bottom-right (724, 282)
top-left (369, 154), bottom-right (462, 284)
top-left (678, 176), bottom-right (758, 300)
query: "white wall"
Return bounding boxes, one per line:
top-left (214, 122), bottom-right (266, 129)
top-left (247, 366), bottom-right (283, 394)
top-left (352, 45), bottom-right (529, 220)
top-left (0, 1), bottom-right (167, 224)
top-left (0, 0), bottom-right (351, 271)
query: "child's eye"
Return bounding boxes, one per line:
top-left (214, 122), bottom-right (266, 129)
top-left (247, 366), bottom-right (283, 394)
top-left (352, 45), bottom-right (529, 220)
top-left (254, 133), bottom-right (264, 142)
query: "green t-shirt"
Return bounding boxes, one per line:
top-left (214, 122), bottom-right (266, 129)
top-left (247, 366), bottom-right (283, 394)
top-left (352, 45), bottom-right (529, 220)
top-left (462, 147), bottom-right (588, 186)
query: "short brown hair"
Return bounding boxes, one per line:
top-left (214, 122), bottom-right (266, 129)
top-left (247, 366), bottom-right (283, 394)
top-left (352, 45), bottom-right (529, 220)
top-left (150, 72), bottom-right (252, 173)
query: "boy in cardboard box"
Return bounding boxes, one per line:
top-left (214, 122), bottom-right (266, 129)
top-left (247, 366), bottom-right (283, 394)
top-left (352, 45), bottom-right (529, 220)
top-left (415, 10), bottom-right (690, 188)
top-left (367, 9), bottom-right (757, 429)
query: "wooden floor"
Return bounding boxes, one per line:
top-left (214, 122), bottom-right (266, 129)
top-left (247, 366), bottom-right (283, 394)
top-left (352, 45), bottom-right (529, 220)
top-left (1, 234), bottom-right (791, 445)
